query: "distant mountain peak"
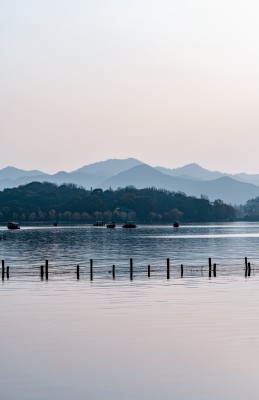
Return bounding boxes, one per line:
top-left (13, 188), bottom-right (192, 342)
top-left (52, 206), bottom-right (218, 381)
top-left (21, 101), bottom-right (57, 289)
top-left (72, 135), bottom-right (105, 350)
top-left (111, 162), bottom-right (163, 177)
top-left (73, 157), bottom-right (143, 178)
top-left (0, 166), bottom-right (46, 181)
top-left (156, 163), bottom-right (226, 181)
top-left (2, 166), bottom-right (20, 171)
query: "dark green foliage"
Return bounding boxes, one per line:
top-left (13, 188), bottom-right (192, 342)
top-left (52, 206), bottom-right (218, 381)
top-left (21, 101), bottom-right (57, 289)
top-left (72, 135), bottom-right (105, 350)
top-left (244, 197), bottom-right (259, 220)
top-left (0, 182), bottom-right (236, 223)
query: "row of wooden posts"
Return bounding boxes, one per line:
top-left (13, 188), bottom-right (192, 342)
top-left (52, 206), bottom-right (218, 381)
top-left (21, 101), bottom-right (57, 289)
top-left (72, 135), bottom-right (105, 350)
top-left (1, 257), bottom-right (253, 280)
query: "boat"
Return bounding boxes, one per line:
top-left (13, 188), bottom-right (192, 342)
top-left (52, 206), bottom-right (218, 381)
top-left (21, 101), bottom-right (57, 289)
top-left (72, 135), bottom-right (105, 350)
top-left (7, 222), bottom-right (20, 230)
top-left (106, 222), bottom-right (116, 229)
top-left (123, 221), bottom-right (137, 229)
top-left (93, 221), bottom-right (105, 226)
top-left (173, 221), bottom-right (180, 228)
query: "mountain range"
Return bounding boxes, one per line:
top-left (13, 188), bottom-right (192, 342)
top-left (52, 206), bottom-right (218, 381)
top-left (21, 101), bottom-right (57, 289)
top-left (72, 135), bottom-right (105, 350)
top-left (1, 159), bottom-right (259, 205)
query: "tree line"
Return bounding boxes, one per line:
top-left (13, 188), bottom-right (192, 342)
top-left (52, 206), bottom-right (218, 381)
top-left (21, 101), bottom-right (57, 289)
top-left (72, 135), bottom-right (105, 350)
top-left (243, 197), bottom-right (259, 220)
top-left (0, 182), bottom-right (236, 223)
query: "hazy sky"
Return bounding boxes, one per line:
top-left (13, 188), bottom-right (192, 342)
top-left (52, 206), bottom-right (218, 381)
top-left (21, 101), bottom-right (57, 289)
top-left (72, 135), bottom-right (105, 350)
top-left (1, 0), bottom-right (259, 173)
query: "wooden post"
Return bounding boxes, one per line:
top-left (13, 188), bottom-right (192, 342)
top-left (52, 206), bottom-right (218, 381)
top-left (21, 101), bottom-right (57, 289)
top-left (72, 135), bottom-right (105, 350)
top-left (45, 260), bottom-right (48, 280)
top-left (248, 262), bottom-right (251, 277)
top-left (130, 258), bottom-right (133, 280)
top-left (2, 260), bottom-right (5, 280)
top-left (181, 264), bottom-right (183, 277)
top-left (167, 258), bottom-right (170, 279)
top-left (148, 264), bottom-right (151, 277)
top-left (213, 263), bottom-right (216, 277)
top-left (6, 266), bottom-right (9, 279)
top-left (90, 259), bottom-right (93, 281)
top-left (112, 264), bottom-right (115, 279)
top-left (245, 257), bottom-right (248, 277)
top-left (208, 258), bottom-right (212, 274)
top-left (40, 265), bottom-right (44, 279)
top-left (76, 264), bottom-right (80, 280)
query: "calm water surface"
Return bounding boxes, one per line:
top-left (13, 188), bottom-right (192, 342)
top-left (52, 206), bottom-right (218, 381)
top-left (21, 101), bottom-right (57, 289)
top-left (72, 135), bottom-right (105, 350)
top-left (1, 222), bottom-right (259, 274)
top-left (1, 223), bottom-right (259, 399)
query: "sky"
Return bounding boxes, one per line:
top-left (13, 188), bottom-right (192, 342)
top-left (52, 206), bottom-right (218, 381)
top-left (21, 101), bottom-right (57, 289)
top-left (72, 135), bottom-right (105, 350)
top-left (1, 0), bottom-right (259, 174)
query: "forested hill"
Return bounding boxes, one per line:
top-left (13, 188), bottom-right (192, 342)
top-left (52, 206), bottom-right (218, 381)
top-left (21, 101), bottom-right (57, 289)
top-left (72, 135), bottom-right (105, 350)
top-left (0, 182), bottom-right (236, 223)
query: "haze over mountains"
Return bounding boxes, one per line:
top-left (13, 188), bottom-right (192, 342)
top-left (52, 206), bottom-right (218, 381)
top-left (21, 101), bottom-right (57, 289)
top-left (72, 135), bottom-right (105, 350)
top-left (1, 159), bottom-right (259, 205)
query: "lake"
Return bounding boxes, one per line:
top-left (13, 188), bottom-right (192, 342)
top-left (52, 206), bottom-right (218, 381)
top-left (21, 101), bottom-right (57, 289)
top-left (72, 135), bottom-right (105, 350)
top-left (1, 222), bottom-right (259, 399)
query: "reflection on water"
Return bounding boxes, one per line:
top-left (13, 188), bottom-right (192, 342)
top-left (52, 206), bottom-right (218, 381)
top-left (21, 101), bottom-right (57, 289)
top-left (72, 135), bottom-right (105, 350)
top-left (1, 222), bottom-right (259, 274)
top-left (1, 223), bottom-right (259, 399)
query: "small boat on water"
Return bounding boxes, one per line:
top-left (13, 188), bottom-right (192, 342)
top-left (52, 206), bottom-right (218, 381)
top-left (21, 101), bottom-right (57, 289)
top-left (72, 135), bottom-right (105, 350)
top-left (7, 222), bottom-right (20, 230)
top-left (173, 221), bottom-right (180, 228)
top-left (93, 221), bottom-right (105, 226)
top-left (123, 221), bottom-right (137, 229)
top-left (106, 222), bottom-right (116, 229)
